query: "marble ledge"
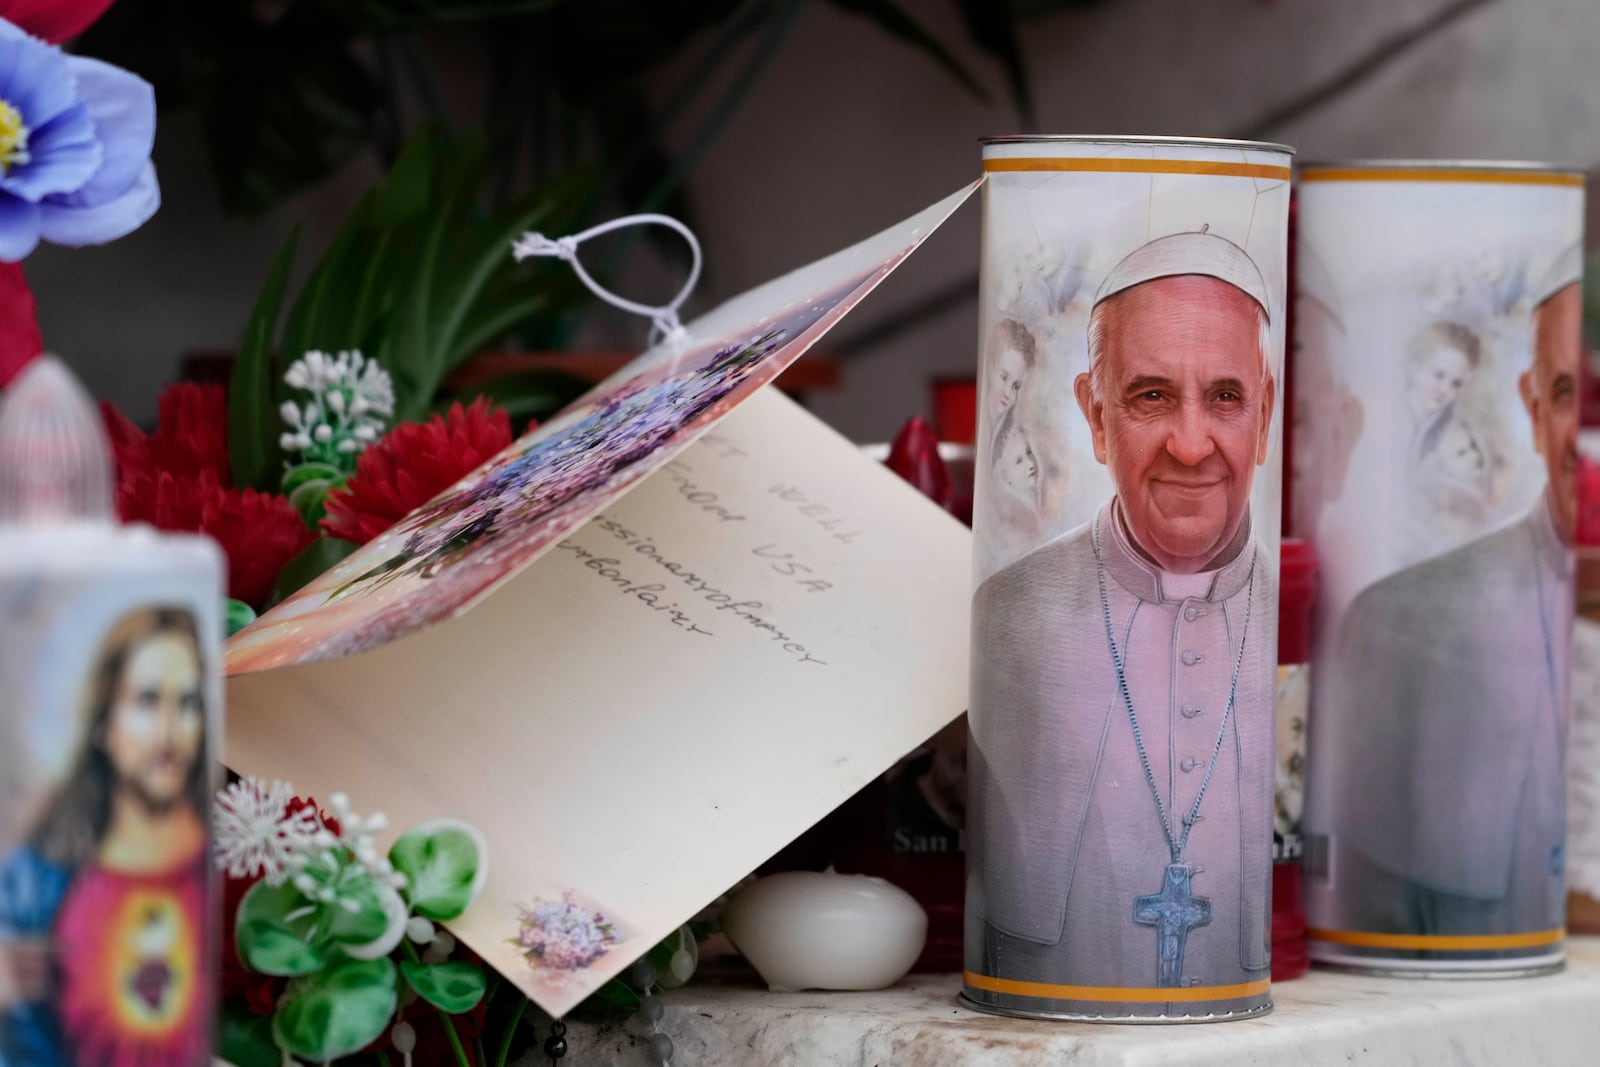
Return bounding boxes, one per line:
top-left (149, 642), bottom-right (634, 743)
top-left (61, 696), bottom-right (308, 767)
top-left (560, 936), bottom-right (1600, 1066)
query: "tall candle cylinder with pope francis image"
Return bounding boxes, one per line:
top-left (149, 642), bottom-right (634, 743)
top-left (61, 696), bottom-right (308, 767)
top-left (1295, 161), bottom-right (1585, 977)
top-left (964, 136), bottom-right (1292, 1022)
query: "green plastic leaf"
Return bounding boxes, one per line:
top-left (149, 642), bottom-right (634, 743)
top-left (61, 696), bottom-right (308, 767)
top-left (390, 144), bottom-right (478, 421)
top-left (282, 461), bottom-right (348, 526)
top-left (236, 859), bottom-right (404, 969)
top-left (825, 0), bottom-right (988, 102)
top-left (230, 226), bottom-right (300, 491)
top-left (225, 598), bottom-right (257, 637)
top-left (273, 957), bottom-right (398, 1062)
top-left (954, 0), bottom-right (1032, 116)
top-left (218, 1003), bottom-right (282, 1067)
top-left (374, 130), bottom-right (437, 222)
top-left (389, 819), bottom-right (488, 921)
top-left (237, 878), bottom-right (308, 931)
top-left (280, 201), bottom-right (365, 365)
top-left (238, 918), bottom-right (326, 977)
top-left (400, 960), bottom-right (487, 1014)
top-left (236, 879), bottom-right (326, 976)
top-left (645, 923), bottom-right (698, 990)
top-left (434, 170), bottom-right (587, 360)
top-left (344, 226), bottom-right (399, 351)
top-left (444, 291), bottom-right (554, 370)
top-left (589, 976), bottom-right (640, 1011)
top-left (266, 537), bottom-right (360, 607)
top-left (332, 879), bottom-right (410, 961)
top-left (445, 367), bottom-right (589, 428)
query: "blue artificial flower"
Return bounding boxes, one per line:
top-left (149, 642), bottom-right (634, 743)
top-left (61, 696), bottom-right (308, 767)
top-left (0, 17), bottom-right (158, 261)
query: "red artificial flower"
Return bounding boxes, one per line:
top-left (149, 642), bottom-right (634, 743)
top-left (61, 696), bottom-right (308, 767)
top-left (219, 873), bottom-right (284, 1016)
top-left (151, 381), bottom-right (231, 480)
top-left (885, 416), bottom-right (952, 512)
top-left (0, 261), bottom-right (42, 388)
top-left (106, 382), bottom-right (231, 484)
top-left (125, 469), bottom-right (312, 608)
top-left (104, 383), bottom-right (312, 607)
top-left (0, 0), bottom-right (117, 42)
top-left (285, 796), bottom-right (340, 838)
top-left (219, 794), bottom-right (341, 1017)
top-left (1578, 453), bottom-right (1600, 548)
top-left (322, 397), bottom-right (514, 545)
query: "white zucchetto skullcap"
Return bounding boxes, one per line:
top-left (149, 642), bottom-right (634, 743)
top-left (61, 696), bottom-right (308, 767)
top-left (1534, 242), bottom-right (1584, 309)
top-left (1093, 227), bottom-right (1271, 324)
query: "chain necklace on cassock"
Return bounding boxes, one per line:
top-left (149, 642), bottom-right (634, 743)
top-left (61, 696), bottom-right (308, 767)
top-left (1091, 520), bottom-right (1254, 988)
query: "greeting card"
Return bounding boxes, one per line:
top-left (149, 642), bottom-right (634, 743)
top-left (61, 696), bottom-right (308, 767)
top-left (224, 185), bottom-right (977, 1015)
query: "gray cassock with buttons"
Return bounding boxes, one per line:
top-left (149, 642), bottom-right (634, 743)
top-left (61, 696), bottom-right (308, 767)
top-left (1309, 498), bottom-right (1571, 937)
top-left (967, 499), bottom-right (1277, 995)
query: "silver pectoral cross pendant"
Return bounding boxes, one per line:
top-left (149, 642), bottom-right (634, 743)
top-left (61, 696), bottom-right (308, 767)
top-left (1133, 862), bottom-right (1212, 987)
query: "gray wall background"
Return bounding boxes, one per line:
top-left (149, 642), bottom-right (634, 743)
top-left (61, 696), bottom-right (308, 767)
top-left (24, 0), bottom-right (1600, 439)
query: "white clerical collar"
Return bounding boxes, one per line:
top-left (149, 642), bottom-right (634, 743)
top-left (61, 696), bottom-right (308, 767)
top-left (1099, 499), bottom-right (1255, 604)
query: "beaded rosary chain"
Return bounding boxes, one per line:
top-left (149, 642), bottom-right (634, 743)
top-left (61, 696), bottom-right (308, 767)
top-left (544, 1019), bottom-right (567, 1063)
top-left (544, 959), bottom-right (678, 1065)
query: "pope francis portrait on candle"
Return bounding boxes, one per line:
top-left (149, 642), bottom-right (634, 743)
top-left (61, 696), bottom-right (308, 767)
top-left (1317, 244), bottom-right (1582, 943)
top-left (968, 229), bottom-right (1280, 999)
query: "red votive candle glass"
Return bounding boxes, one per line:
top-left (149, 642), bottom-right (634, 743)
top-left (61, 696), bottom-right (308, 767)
top-left (1273, 538), bottom-right (1317, 980)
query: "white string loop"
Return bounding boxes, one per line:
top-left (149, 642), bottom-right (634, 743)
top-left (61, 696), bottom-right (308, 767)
top-left (512, 213), bottom-right (702, 349)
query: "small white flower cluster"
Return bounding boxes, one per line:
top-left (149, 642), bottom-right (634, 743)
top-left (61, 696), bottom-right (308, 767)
top-left (214, 778), bottom-right (407, 905)
top-left (279, 349), bottom-right (394, 464)
top-left (326, 792), bottom-right (408, 892)
top-left (214, 777), bottom-right (321, 886)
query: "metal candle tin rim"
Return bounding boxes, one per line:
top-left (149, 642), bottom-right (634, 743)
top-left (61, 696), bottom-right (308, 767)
top-left (1300, 158), bottom-right (1586, 177)
top-left (981, 134), bottom-right (1294, 155)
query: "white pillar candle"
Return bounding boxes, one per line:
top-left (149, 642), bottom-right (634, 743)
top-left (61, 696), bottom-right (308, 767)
top-left (722, 870), bottom-right (927, 992)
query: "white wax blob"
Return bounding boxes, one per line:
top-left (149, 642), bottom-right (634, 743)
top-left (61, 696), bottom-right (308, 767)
top-left (722, 870), bottom-right (927, 992)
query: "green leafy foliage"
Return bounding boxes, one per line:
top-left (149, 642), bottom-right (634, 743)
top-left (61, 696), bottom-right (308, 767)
top-left (436, 368), bottom-right (592, 428)
top-left (323, 879), bottom-right (409, 959)
top-left (282, 461), bottom-right (348, 526)
top-left (273, 957), bottom-right (400, 1061)
top-left (225, 128), bottom-right (594, 491)
top-left (268, 537), bottom-right (360, 606)
top-left (237, 919), bottom-right (327, 977)
top-left (401, 960), bottom-right (488, 1013)
top-left (224, 598), bottom-right (258, 637)
top-left (235, 861), bottom-right (408, 974)
top-left (390, 819), bottom-right (488, 921)
top-left (224, 799), bottom-right (502, 1067)
top-left (954, 0), bottom-right (1033, 116)
top-left (587, 976), bottom-right (641, 1012)
top-left (218, 1004), bottom-right (282, 1067)
top-left (644, 923), bottom-right (699, 989)
top-left (236, 880), bottom-right (328, 976)
top-left (229, 227), bottom-right (300, 491)
top-left (80, 0), bottom-right (1037, 218)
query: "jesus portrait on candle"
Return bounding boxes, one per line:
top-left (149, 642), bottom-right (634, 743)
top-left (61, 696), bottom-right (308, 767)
top-left (0, 608), bottom-right (211, 1067)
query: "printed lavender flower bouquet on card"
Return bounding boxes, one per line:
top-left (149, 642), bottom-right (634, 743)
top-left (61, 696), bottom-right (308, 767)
top-left (514, 894), bottom-right (619, 972)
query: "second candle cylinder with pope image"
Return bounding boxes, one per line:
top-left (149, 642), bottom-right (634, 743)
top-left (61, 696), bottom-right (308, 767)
top-left (1295, 160), bottom-right (1584, 976)
top-left (963, 135), bottom-right (1292, 1021)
